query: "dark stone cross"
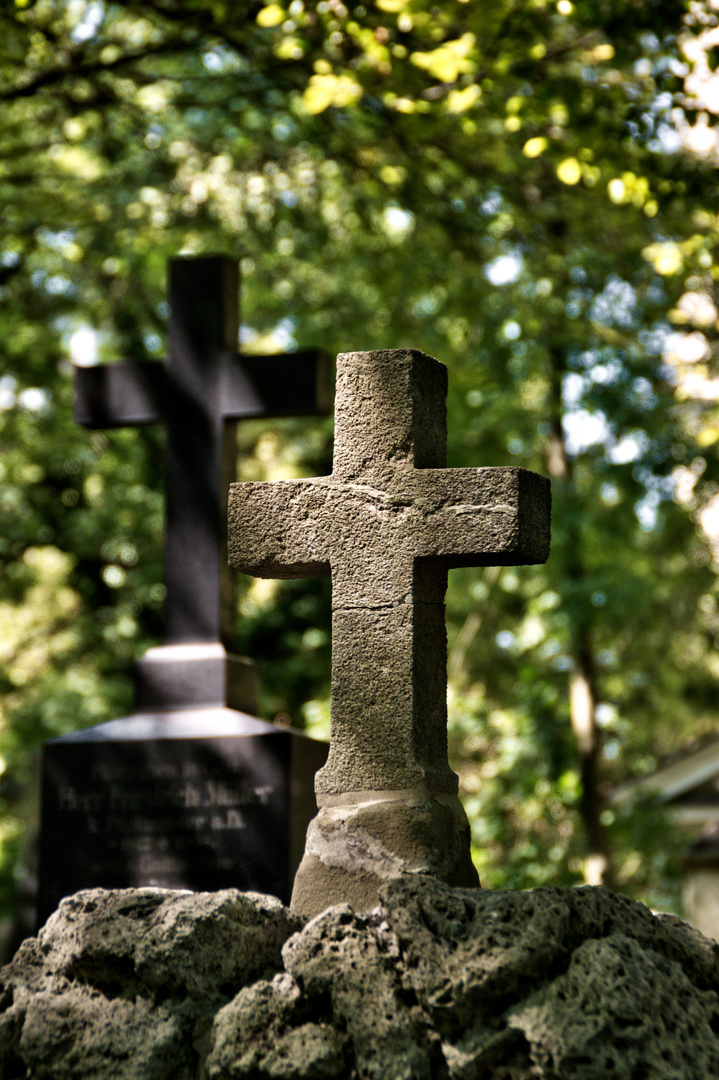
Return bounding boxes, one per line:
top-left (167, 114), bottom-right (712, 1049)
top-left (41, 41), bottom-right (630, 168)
top-left (229, 348), bottom-right (551, 915)
top-left (37, 256), bottom-right (331, 924)
top-left (74, 254), bottom-right (332, 710)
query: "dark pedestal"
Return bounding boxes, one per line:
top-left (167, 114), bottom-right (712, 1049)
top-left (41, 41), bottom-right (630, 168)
top-left (38, 709), bottom-right (327, 927)
top-left (133, 643), bottom-right (259, 712)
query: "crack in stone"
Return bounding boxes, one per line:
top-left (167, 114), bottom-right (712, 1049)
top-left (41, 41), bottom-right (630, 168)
top-left (334, 599), bottom-right (446, 611)
top-left (294, 478), bottom-right (517, 518)
top-left (449, 503), bottom-right (514, 515)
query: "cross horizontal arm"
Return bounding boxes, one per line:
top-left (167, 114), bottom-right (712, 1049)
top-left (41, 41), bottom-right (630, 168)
top-left (229, 466), bottom-right (550, 609)
top-left (410, 466), bottom-right (551, 566)
top-left (222, 350), bottom-right (333, 419)
top-left (74, 361), bottom-right (166, 429)
top-left (228, 478), bottom-right (332, 579)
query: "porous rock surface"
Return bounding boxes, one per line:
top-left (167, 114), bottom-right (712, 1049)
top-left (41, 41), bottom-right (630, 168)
top-left (1, 880), bottom-right (718, 1079)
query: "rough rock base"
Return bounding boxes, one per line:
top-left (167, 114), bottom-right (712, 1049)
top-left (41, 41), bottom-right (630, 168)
top-left (1, 880), bottom-right (719, 1079)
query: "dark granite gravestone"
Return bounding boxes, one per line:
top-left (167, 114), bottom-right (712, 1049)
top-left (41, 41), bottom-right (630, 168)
top-left (40, 712), bottom-right (322, 917)
top-left (229, 348), bottom-right (551, 915)
top-left (38, 256), bottom-right (330, 924)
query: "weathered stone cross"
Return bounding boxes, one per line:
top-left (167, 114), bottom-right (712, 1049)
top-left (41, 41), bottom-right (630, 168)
top-left (228, 348), bottom-right (550, 913)
top-left (75, 255), bottom-right (331, 710)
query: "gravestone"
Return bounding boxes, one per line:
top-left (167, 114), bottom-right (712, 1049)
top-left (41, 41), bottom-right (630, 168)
top-left (38, 256), bottom-right (330, 924)
top-left (229, 348), bottom-right (551, 915)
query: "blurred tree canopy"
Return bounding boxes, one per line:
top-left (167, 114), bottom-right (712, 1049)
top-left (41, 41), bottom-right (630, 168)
top-left (2, 0), bottom-right (719, 923)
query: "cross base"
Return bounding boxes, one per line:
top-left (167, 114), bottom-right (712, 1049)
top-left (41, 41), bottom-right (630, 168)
top-left (134, 643), bottom-right (259, 713)
top-left (290, 788), bottom-right (479, 916)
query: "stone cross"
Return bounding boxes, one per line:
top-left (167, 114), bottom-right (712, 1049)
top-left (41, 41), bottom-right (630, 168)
top-left (228, 349), bottom-right (550, 913)
top-left (75, 255), bottom-right (331, 710)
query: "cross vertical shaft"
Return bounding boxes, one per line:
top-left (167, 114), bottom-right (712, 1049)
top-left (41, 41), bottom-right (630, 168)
top-left (323, 350), bottom-right (454, 796)
top-left (164, 257), bottom-right (238, 646)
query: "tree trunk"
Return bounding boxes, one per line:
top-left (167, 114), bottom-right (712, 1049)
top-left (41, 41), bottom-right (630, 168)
top-left (546, 367), bottom-right (614, 887)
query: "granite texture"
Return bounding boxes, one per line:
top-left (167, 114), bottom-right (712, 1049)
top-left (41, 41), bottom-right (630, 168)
top-left (227, 349), bottom-right (551, 913)
top-left (2, 881), bottom-right (718, 1079)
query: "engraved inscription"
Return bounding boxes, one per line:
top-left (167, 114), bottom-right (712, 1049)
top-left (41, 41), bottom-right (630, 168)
top-left (40, 736), bottom-right (291, 913)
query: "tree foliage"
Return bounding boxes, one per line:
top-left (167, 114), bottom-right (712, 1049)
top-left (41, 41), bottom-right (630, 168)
top-left (1, 0), bottom-right (719, 925)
